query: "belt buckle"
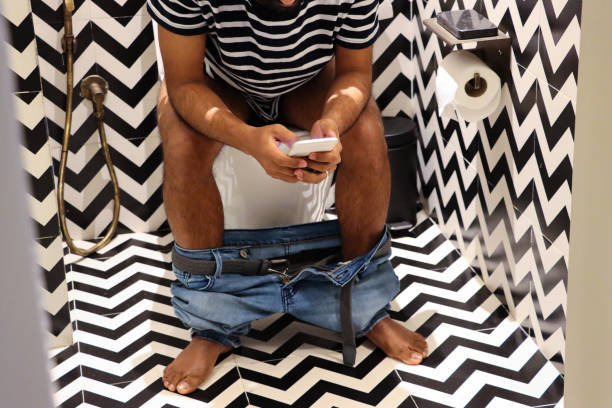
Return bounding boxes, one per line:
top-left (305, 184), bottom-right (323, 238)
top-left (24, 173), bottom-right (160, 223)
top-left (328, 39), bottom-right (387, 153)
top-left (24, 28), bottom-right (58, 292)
top-left (267, 258), bottom-right (289, 274)
top-left (267, 258), bottom-right (290, 283)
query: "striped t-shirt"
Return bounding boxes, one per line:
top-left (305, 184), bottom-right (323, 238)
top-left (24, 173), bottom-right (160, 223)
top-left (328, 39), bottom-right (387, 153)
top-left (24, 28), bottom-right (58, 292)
top-left (147, 0), bottom-right (379, 103)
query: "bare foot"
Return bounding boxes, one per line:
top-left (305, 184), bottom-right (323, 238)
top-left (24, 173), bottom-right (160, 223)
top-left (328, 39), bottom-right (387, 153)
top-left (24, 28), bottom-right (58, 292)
top-left (366, 317), bottom-right (428, 365)
top-left (163, 336), bottom-right (233, 394)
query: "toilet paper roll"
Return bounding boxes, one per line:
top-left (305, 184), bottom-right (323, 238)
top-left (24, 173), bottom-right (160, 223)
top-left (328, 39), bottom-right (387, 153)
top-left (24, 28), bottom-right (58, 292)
top-left (435, 50), bottom-right (501, 122)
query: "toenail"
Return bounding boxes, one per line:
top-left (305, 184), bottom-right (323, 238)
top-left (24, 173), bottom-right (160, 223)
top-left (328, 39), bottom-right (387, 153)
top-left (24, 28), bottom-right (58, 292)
top-left (411, 352), bottom-right (422, 360)
top-left (178, 382), bottom-right (189, 392)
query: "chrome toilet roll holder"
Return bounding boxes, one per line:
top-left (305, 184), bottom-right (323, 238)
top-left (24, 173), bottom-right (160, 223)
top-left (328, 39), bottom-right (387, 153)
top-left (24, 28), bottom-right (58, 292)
top-left (424, 10), bottom-right (512, 84)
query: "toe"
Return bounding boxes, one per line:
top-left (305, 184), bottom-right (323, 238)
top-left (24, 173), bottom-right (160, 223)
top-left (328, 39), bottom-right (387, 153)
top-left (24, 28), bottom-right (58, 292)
top-left (164, 369), bottom-right (181, 392)
top-left (177, 376), bottom-right (202, 395)
top-left (162, 368), bottom-right (171, 389)
top-left (402, 351), bottom-right (423, 365)
top-left (422, 343), bottom-right (429, 357)
top-left (411, 334), bottom-right (428, 356)
top-left (415, 340), bottom-right (428, 355)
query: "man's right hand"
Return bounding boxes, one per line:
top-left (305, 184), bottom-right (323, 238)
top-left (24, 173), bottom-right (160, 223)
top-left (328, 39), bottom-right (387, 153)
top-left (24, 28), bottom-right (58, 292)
top-left (243, 124), bottom-right (308, 183)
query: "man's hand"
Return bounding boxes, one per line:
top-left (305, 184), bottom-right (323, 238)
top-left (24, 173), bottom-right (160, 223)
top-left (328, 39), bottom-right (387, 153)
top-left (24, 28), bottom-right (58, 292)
top-left (293, 118), bottom-right (342, 183)
top-left (244, 124), bottom-right (308, 183)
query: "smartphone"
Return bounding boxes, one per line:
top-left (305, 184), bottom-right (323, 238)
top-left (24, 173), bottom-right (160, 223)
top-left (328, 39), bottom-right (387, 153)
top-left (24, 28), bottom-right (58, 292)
top-left (278, 137), bottom-right (338, 157)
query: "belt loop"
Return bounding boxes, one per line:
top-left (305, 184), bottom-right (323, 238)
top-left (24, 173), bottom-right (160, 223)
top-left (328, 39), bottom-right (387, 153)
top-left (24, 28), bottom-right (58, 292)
top-left (212, 249), bottom-right (223, 278)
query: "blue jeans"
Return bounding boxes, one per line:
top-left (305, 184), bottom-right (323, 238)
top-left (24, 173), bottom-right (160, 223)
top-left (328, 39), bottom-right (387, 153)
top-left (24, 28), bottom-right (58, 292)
top-left (170, 220), bottom-right (400, 348)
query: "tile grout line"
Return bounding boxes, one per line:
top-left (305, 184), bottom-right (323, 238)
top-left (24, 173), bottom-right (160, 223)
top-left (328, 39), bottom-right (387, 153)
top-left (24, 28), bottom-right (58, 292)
top-left (234, 357), bottom-right (252, 406)
top-left (393, 368), bottom-right (420, 408)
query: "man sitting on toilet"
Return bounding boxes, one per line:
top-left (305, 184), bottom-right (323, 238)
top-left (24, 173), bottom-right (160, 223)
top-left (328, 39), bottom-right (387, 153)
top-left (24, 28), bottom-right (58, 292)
top-left (147, 0), bottom-right (428, 394)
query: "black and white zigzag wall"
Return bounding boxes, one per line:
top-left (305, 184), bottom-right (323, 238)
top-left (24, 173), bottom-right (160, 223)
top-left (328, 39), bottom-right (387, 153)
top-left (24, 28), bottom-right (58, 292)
top-left (406, 0), bottom-right (579, 367)
top-left (3, 0), bottom-right (72, 348)
top-left (3, 0), bottom-right (166, 346)
top-left (31, 0), bottom-right (165, 240)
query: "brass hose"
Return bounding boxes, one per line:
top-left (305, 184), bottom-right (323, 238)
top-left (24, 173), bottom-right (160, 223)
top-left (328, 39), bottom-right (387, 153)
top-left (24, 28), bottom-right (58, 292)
top-left (58, 2), bottom-right (120, 257)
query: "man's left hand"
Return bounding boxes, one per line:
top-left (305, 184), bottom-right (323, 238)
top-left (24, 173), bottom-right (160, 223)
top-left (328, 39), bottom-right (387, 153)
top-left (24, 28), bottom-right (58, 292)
top-left (293, 118), bottom-right (343, 183)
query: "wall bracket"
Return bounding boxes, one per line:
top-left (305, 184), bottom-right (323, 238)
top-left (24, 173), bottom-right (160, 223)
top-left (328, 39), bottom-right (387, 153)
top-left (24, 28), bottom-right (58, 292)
top-left (424, 17), bottom-right (512, 84)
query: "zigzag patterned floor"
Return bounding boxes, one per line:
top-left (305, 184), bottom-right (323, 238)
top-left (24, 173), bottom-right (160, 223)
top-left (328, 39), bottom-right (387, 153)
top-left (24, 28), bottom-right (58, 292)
top-left (50, 212), bottom-right (564, 407)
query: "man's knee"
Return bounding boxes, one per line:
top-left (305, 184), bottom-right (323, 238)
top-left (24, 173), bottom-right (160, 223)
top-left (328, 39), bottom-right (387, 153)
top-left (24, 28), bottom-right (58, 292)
top-left (157, 82), bottom-right (223, 172)
top-left (341, 98), bottom-right (387, 169)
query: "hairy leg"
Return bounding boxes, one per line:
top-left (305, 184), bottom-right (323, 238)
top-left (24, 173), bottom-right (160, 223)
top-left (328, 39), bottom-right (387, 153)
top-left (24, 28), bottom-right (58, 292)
top-left (157, 77), bottom-right (251, 393)
top-left (158, 77), bottom-right (251, 250)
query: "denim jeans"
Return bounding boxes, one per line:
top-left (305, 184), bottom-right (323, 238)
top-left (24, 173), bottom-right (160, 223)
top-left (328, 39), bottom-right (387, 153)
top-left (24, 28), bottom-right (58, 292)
top-left (170, 220), bottom-right (400, 348)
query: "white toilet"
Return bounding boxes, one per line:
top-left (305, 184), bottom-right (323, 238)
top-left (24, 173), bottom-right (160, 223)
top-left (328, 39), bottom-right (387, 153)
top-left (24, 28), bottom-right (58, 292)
top-left (212, 138), bottom-right (334, 229)
top-left (154, 25), bottom-right (335, 229)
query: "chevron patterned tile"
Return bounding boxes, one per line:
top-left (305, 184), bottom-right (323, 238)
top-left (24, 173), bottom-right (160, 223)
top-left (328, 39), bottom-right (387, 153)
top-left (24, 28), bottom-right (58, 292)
top-left (90, 14), bottom-right (159, 144)
top-left (481, 0), bottom-right (541, 68)
top-left (372, 0), bottom-right (413, 117)
top-left (413, 0), bottom-right (575, 369)
top-left (31, 4), bottom-right (164, 239)
top-left (33, 13), bottom-right (98, 152)
top-left (2, 0), bottom-right (78, 349)
top-left (47, 211), bottom-right (563, 407)
top-left (531, 81), bottom-right (573, 250)
top-left (521, 215), bottom-right (568, 364)
top-left (14, 91), bottom-right (62, 238)
top-left (90, 0), bottom-right (149, 18)
top-left (2, 0), bottom-right (42, 92)
top-left (537, 0), bottom-right (581, 102)
top-left (30, 0), bottom-right (91, 24)
top-left (37, 235), bottom-right (73, 348)
top-left (49, 132), bottom-right (166, 241)
top-left (471, 54), bottom-right (539, 317)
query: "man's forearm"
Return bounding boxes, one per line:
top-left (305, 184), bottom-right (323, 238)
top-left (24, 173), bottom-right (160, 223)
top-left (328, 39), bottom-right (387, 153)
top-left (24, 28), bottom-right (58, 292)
top-left (321, 71), bottom-right (372, 135)
top-left (167, 80), bottom-right (253, 152)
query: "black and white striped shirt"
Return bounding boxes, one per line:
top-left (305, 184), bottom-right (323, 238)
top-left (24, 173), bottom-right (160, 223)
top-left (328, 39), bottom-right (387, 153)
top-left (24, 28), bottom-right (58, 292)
top-left (147, 0), bottom-right (379, 100)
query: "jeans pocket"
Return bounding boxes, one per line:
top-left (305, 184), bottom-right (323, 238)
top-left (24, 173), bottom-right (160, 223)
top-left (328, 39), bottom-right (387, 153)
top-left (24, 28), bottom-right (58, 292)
top-left (173, 265), bottom-right (215, 290)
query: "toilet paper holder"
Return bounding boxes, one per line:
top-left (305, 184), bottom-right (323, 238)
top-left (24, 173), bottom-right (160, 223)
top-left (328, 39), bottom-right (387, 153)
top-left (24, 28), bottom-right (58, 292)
top-left (424, 11), bottom-right (511, 84)
top-left (466, 73), bottom-right (487, 97)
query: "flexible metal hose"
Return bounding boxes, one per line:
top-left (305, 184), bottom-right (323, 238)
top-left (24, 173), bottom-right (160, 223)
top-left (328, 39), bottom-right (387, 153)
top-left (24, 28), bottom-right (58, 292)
top-left (58, 1), bottom-right (120, 257)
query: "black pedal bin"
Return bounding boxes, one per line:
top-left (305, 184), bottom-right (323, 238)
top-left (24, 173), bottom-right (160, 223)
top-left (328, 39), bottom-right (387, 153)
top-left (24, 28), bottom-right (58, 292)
top-left (382, 116), bottom-right (418, 226)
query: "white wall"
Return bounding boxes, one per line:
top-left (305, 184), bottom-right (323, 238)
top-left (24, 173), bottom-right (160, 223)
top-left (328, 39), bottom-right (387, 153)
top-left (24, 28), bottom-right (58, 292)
top-left (564, 0), bottom-right (612, 404)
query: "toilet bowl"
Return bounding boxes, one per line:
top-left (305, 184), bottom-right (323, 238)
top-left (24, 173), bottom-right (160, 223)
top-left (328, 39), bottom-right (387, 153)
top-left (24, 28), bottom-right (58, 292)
top-left (213, 132), bottom-right (334, 229)
top-left (154, 24), bottom-right (334, 229)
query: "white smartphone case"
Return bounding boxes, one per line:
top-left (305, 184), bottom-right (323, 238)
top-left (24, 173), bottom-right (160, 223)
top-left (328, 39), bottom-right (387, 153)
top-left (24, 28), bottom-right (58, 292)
top-left (279, 137), bottom-right (338, 157)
